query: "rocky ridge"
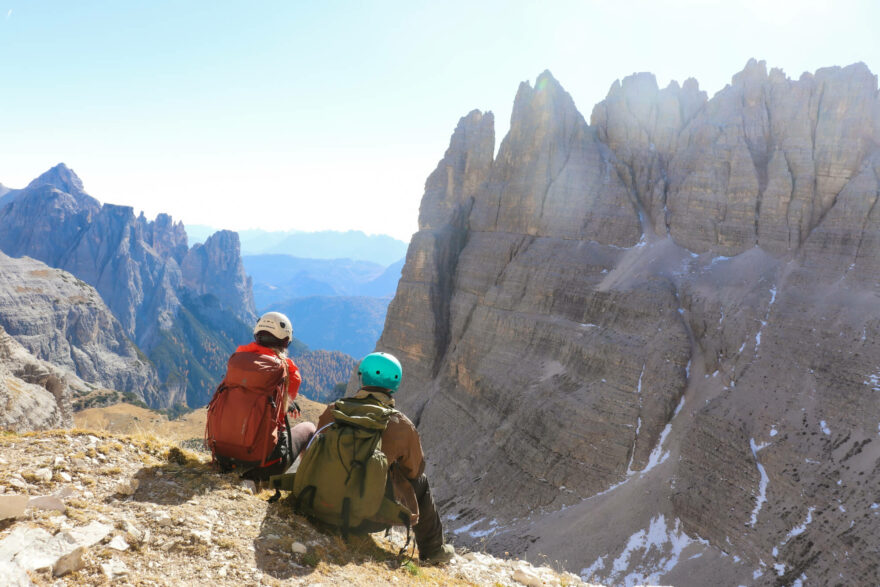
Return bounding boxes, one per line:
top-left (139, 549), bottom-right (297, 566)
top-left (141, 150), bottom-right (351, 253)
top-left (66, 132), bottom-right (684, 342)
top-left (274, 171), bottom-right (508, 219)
top-left (0, 251), bottom-right (158, 399)
top-left (379, 61), bottom-right (880, 585)
top-left (0, 430), bottom-right (598, 586)
top-left (0, 164), bottom-right (257, 408)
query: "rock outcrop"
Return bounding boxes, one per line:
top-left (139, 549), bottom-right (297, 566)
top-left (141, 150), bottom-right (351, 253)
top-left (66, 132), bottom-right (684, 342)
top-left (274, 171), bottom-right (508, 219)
top-left (0, 164), bottom-right (257, 408)
top-left (181, 230), bottom-right (256, 324)
top-left (0, 252), bottom-right (159, 401)
top-left (0, 325), bottom-right (78, 432)
top-left (379, 62), bottom-right (880, 585)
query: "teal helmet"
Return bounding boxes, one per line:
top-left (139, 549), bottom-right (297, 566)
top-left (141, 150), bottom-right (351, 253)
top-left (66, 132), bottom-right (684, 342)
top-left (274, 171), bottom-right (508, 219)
top-left (358, 352), bottom-right (403, 392)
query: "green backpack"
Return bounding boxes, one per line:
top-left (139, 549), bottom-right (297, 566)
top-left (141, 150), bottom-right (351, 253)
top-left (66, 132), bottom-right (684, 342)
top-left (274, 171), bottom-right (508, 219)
top-left (270, 398), bottom-right (412, 537)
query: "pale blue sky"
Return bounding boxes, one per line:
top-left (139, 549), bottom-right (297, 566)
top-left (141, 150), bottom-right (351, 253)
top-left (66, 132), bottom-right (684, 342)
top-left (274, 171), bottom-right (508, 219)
top-left (1, 0), bottom-right (876, 241)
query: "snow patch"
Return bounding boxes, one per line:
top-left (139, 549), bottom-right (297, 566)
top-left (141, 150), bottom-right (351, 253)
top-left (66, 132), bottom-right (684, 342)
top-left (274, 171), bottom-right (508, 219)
top-left (708, 255), bottom-right (731, 268)
top-left (769, 428), bottom-right (778, 437)
top-left (596, 515), bottom-right (697, 586)
top-left (453, 517), bottom-right (492, 536)
top-left (468, 519), bottom-right (500, 538)
top-left (784, 507), bottom-right (815, 541)
top-left (674, 396), bottom-right (685, 417)
top-left (580, 556), bottom-right (606, 580)
top-left (864, 372), bottom-right (880, 391)
top-left (751, 439), bottom-right (769, 452)
top-left (820, 421), bottom-right (831, 435)
top-left (749, 438), bottom-right (770, 527)
top-left (642, 421), bottom-right (673, 474)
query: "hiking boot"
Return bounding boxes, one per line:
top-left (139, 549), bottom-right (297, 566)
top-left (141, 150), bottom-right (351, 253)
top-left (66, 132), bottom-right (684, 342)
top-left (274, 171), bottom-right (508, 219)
top-left (420, 543), bottom-right (455, 565)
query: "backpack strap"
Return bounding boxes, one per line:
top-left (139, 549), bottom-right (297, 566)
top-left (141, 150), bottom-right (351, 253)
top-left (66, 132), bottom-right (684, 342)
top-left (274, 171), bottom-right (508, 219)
top-left (265, 413), bottom-right (295, 503)
top-left (277, 351), bottom-right (290, 394)
top-left (307, 422), bottom-right (335, 451)
top-left (259, 352), bottom-right (290, 468)
top-left (295, 484), bottom-right (317, 513)
top-left (397, 511), bottom-right (412, 557)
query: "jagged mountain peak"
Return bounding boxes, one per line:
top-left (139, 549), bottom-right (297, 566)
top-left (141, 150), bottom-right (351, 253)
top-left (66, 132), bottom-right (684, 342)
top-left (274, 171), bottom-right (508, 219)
top-left (442, 109), bottom-right (495, 164)
top-left (513, 69), bottom-right (575, 114)
top-left (26, 163), bottom-right (86, 196)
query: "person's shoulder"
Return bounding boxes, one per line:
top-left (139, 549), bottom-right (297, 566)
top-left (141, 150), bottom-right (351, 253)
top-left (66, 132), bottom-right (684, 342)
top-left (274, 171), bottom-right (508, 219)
top-left (389, 409), bottom-right (416, 429)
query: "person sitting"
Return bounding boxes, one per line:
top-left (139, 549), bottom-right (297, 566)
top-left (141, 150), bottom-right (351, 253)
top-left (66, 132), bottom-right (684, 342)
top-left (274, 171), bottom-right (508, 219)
top-left (313, 352), bottom-right (455, 564)
top-left (205, 311), bottom-right (316, 481)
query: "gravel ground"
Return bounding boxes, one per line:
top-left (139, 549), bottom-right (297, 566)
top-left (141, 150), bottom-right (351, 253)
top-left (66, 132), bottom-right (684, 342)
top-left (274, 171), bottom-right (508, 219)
top-left (0, 430), bottom-right (600, 586)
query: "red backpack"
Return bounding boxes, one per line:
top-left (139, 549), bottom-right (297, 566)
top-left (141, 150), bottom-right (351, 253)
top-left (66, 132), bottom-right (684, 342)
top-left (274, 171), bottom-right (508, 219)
top-left (204, 350), bottom-right (289, 470)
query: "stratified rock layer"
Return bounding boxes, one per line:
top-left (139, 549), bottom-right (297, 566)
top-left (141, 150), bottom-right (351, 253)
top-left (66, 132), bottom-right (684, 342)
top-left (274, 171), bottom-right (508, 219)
top-left (0, 252), bottom-right (158, 401)
top-left (0, 325), bottom-right (79, 432)
top-left (379, 62), bottom-right (880, 586)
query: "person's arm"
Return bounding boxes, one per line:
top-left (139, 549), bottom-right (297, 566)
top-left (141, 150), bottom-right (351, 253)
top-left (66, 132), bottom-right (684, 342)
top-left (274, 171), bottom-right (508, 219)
top-left (396, 417), bottom-right (426, 480)
top-left (287, 360), bottom-right (302, 399)
top-left (285, 360), bottom-right (303, 417)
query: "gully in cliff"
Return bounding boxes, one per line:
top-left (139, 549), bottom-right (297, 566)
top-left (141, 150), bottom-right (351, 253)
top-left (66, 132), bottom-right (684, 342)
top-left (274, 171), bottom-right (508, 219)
top-left (204, 311), bottom-right (316, 481)
top-left (270, 352), bottom-right (457, 565)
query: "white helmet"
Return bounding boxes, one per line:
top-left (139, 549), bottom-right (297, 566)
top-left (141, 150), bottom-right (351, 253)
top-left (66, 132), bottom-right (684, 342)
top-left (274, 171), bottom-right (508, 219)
top-left (253, 311), bottom-right (293, 341)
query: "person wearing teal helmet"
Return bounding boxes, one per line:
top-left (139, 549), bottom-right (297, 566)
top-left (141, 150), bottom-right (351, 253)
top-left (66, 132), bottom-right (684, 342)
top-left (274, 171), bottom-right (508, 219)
top-left (357, 351), bottom-right (403, 391)
top-left (314, 351), bottom-right (455, 565)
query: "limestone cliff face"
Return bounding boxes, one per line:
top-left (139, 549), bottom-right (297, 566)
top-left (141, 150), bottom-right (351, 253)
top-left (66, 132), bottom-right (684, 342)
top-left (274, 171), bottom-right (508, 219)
top-left (380, 62), bottom-right (880, 585)
top-left (0, 164), bottom-right (255, 408)
top-left (382, 109), bottom-right (494, 400)
top-left (0, 325), bottom-right (78, 432)
top-left (0, 252), bottom-right (159, 402)
top-left (182, 230), bottom-right (257, 324)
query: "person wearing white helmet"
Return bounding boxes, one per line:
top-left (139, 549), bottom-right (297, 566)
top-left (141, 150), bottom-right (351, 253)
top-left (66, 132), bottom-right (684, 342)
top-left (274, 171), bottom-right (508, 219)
top-left (208, 311), bottom-right (316, 481)
top-left (252, 311), bottom-right (294, 349)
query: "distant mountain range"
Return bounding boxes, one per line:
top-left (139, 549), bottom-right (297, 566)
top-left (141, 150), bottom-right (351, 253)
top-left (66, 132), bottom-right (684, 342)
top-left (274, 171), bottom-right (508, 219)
top-left (243, 255), bottom-right (401, 358)
top-left (244, 255), bottom-right (403, 308)
top-left (272, 296), bottom-right (390, 360)
top-left (187, 225), bottom-right (408, 266)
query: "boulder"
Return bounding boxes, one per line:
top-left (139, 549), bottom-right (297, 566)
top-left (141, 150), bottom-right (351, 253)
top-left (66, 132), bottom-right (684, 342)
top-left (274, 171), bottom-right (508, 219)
top-left (0, 495), bottom-right (28, 520)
